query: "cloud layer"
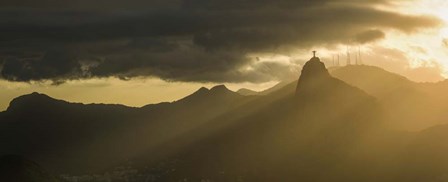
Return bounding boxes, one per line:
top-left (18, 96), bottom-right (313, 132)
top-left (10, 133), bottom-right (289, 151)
top-left (0, 0), bottom-right (441, 83)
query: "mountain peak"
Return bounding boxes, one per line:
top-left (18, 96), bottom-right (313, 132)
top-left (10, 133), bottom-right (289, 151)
top-left (178, 85), bottom-right (241, 104)
top-left (296, 53), bottom-right (330, 95)
top-left (210, 85), bottom-right (230, 92)
top-left (299, 55), bottom-right (329, 80)
top-left (237, 88), bottom-right (259, 96)
top-left (30, 92), bottom-right (39, 95)
top-left (181, 87), bottom-right (210, 100)
top-left (196, 87), bottom-right (210, 93)
top-left (6, 92), bottom-right (63, 112)
top-left (10, 92), bottom-right (54, 103)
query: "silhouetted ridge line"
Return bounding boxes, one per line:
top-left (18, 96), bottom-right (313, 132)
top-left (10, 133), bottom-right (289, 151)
top-left (178, 85), bottom-right (242, 103)
top-left (209, 85), bottom-right (238, 96)
top-left (6, 92), bottom-right (67, 112)
top-left (237, 88), bottom-right (259, 96)
top-left (197, 87), bottom-right (209, 93)
top-left (210, 84), bottom-right (230, 92)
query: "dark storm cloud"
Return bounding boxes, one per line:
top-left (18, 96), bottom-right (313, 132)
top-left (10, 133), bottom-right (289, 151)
top-left (354, 29), bottom-right (386, 44)
top-left (0, 0), bottom-right (442, 83)
top-left (1, 49), bottom-right (83, 82)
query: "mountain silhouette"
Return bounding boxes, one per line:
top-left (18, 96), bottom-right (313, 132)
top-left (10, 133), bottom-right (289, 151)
top-left (0, 54), bottom-right (389, 181)
top-left (0, 84), bottom-right (249, 174)
top-left (176, 85), bottom-right (244, 104)
top-left (331, 65), bottom-right (415, 96)
top-left (237, 80), bottom-right (296, 96)
top-left (236, 88), bottom-right (258, 96)
top-left (7, 92), bottom-right (66, 112)
top-left (239, 64), bottom-right (448, 131)
top-left (296, 54), bottom-right (330, 95)
top-left (149, 54), bottom-right (384, 181)
top-left (331, 65), bottom-right (448, 130)
top-left (2, 54), bottom-right (448, 181)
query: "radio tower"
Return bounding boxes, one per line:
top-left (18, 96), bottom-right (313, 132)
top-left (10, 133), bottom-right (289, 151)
top-left (358, 46), bottom-right (362, 65)
top-left (337, 54), bottom-right (340, 66)
top-left (346, 46), bottom-right (351, 65)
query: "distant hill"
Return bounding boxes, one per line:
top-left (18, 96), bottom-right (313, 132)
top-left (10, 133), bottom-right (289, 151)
top-left (237, 80), bottom-right (296, 96)
top-left (249, 65), bottom-right (448, 131)
top-left (331, 65), bottom-right (415, 97)
top-left (259, 80), bottom-right (296, 95)
top-left (0, 85), bottom-right (253, 174)
top-left (330, 65), bottom-right (448, 130)
top-left (2, 59), bottom-right (448, 181)
top-left (236, 88), bottom-right (258, 96)
top-left (0, 92), bottom-right (141, 173)
top-left (152, 55), bottom-right (386, 181)
top-left (390, 124), bottom-right (448, 182)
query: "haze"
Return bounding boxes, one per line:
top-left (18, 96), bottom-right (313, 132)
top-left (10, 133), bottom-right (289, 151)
top-left (2, 0), bottom-right (448, 181)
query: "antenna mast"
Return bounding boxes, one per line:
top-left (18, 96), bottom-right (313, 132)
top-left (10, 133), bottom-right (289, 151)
top-left (346, 46), bottom-right (351, 65)
top-left (358, 46), bottom-right (362, 65)
top-left (337, 54), bottom-right (340, 66)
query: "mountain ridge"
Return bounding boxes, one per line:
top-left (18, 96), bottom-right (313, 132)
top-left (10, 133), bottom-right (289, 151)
top-left (2, 60), bottom-right (448, 181)
top-left (153, 54), bottom-right (385, 181)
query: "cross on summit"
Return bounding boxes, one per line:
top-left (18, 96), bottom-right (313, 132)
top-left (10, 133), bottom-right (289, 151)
top-left (313, 51), bottom-right (316, 57)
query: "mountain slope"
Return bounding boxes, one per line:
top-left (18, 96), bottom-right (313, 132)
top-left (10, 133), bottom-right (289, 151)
top-left (3, 59), bottom-right (448, 181)
top-left (0, 85), bottom-right (252, 174)
top-left (330, 65), bottom-right (416, 97)
top-left (151, 55), bottom-right (386, 182)
top-left (256, 65), bottom-right (448, 131)
top-left (331, 65), bottom-right (448, 130)
top-left (236, 88), bottom-right (259, 96)
top-left (389, 124), bottom-right (448, 182)
top-left (0, 93), bottom-right (141, 173)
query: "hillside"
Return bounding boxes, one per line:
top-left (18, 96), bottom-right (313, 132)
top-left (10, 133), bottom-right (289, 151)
top-left (245, 65), bottom-right (448, 131)
top-left (238, 80), bottom-right (296, 96)
top-left (2, 59), bottom-right (448, 181)
top-left (236, 88), bottom-right (259, 96)
top-left (331, 65), bottom-right (448, 130)
top-left (147, 55), bottom-right (387, 181)
top-left (0, 85), bottom-right (253, 174)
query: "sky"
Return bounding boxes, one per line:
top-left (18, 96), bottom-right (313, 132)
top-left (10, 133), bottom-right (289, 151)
top-left (1, 0), bottom-right (448, 111)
